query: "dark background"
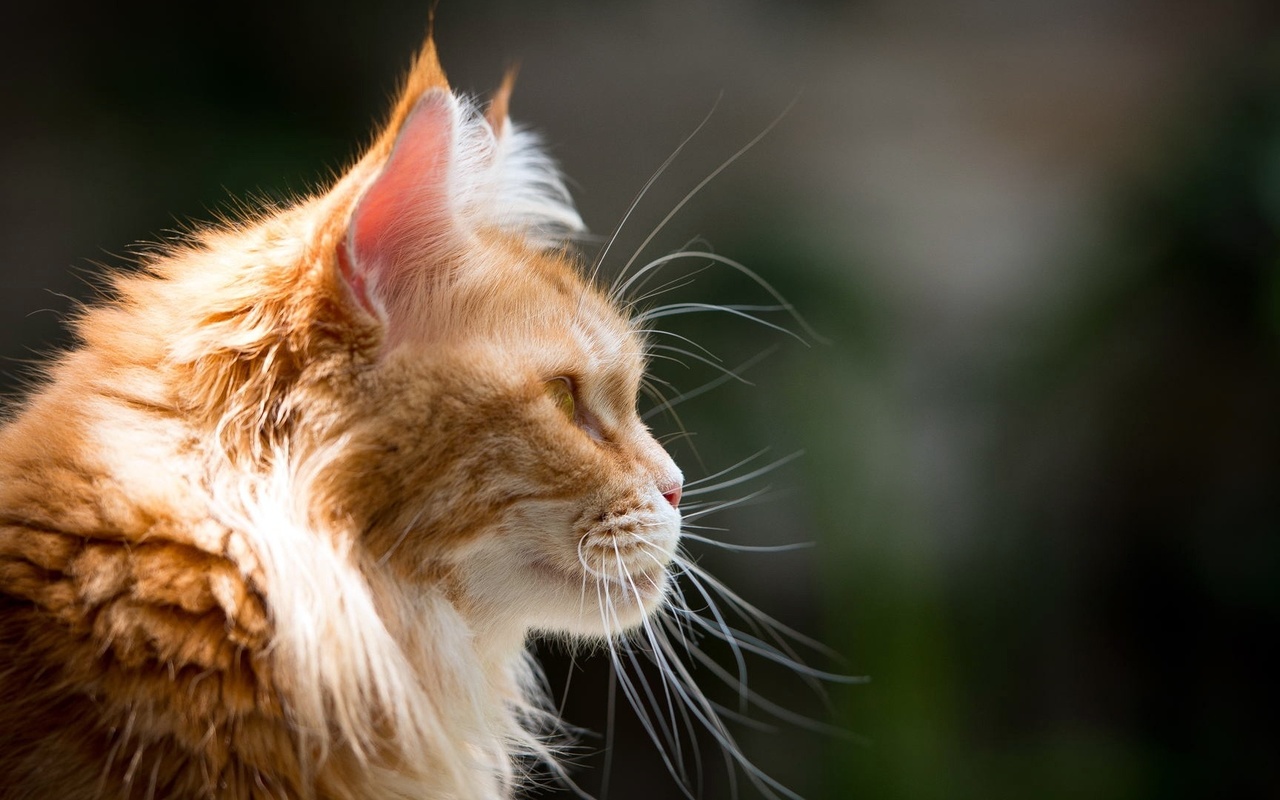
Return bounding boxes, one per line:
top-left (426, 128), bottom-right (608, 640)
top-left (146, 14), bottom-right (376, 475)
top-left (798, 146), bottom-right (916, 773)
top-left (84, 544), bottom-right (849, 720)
top-left (3, 2), bottom-right (1279, 798)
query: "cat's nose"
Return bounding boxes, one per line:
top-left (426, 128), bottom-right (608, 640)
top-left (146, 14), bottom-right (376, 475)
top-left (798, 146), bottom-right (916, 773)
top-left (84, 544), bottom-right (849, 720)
top-left (661, 483), bottom-right (683, 509)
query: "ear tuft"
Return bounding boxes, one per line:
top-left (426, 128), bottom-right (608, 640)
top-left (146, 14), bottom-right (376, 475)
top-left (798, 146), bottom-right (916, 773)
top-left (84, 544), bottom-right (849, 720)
top-left (485, 67), bottom-right (519, 138)
top-left (336, 39), bottom-right (585, 340)
top-left (370, 37), bottom-right (452, 160)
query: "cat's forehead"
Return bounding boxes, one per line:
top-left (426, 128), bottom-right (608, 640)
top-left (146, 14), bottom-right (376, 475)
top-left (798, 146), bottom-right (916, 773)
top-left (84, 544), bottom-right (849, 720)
top-left (447, 240), bottom-right (643, 372)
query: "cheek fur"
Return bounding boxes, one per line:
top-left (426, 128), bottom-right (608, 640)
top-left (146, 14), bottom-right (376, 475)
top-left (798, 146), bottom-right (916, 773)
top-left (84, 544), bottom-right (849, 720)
top-left (327, 359), bottom-right (612, 572)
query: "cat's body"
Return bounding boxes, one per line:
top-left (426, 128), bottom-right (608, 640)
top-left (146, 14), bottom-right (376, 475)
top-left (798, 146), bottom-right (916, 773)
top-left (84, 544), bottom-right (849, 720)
top-left (0, 38), bottom-right (685, 799)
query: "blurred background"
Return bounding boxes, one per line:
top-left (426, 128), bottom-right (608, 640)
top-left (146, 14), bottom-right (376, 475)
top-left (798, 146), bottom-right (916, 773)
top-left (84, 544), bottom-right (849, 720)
top-left (3, 1), bottom-right (1278, 798)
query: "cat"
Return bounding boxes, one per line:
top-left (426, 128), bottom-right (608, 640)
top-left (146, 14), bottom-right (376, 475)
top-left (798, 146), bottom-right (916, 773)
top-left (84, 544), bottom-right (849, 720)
top-left (0, 31), bottom-right (813, 800)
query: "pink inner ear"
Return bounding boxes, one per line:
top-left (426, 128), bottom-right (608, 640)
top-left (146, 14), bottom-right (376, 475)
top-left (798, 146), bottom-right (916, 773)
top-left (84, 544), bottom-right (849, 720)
top-left (344, 89), bottom-right (458, 318)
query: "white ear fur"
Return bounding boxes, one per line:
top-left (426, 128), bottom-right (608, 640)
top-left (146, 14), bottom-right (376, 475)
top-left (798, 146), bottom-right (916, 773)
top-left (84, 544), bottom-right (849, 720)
top-left (342, 88), bottom-right (584, 328)
top-left (476, 114), bottom-right (585, 246)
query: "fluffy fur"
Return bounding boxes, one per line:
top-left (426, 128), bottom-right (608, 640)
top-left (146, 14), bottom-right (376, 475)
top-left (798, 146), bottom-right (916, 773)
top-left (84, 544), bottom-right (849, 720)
top-left (0, 38), bottom-right (687, 799)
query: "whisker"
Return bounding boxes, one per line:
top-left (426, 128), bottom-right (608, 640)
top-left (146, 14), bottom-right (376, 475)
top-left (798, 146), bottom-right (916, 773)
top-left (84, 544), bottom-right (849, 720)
top-left (592, 96), bottom-right (722, 289)
top-left (616, 639), bottom-right (696, 797)
top-left (619, 555), bottom-right (690, 785)
top-left (684, 448), bottom-right (770, 489)
top-left (634, 327), bottom-right (722, 361)
top-left (640, 375), bottom-right (709, 473)
top-left (556, 650), bottom-right (578, 720)
top-left (622, 243), bottom-right (714, 308)
top-left (615, 253), bottom-right (710, 305)
top-left (681, 533), bottom-right (815, 554)
top-left (636, 250), bottom-right (827, 344)
top-left (671, 522), bottom-right (729, 533)
top-left (640, 346), bottom-right (780, 422)
top-left (645, 617), bottom-right (804, 800)
top-left (639, 620), bottom-right (709, 796)
top-left (649, 344), bottom-right (753, 385)
top-left (675, 561), bottom-right (751, 713)
top-left (636, 303), bottom-right (802, 345)
top-left (672, 610), bottom-right (860, 686)
top-left (640, 377), bottom-right (697, 458)
top-left (679, 488), bottom-right (773, 523)
top-left (677, 560), bottom-right (842, 659)
top-left (660, 616), bottom-right (856, 740)
top-left (672, 552), bottom-right (849, 715)
top-left (647, 352), bottom-right (693, 370)
top-left (612, 99), bottom-right (799, 301)
top-left (656, 429), bottom-right (698, 447)
top-left (683, 451), bottom-right (803, 498)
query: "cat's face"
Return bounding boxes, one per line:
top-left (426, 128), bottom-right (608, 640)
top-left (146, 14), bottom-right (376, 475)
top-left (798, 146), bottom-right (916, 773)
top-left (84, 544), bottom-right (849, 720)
top-left (323, 76), bottom-right (683, 639)
top-left (338, 238), bottom-right (683, 639)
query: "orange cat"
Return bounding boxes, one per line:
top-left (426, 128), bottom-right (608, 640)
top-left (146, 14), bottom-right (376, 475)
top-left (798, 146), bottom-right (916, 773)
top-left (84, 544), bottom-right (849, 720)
top-left (0, 32), bottom-right (813, 800)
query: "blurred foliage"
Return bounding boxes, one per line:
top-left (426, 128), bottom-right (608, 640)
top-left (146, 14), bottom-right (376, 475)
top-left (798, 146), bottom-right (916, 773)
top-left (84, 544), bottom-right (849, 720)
top-left (786, 56), bottom-right (1280, 800)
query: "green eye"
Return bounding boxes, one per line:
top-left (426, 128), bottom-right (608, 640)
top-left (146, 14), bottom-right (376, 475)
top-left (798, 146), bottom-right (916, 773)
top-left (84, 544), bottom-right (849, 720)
top-left (545, 378), bottom-right (575, 420)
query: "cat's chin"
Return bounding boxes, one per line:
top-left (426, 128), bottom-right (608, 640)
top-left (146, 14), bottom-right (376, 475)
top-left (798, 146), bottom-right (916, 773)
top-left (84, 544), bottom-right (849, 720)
top-left (459, 545), bottom-right (673, 639)
top-left (527, 557), bottom-right (673, 636)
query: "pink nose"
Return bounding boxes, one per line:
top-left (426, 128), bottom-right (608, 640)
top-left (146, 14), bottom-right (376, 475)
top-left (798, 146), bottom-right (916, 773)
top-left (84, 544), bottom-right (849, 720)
top-left (662, 485), bottom-right (682, 509)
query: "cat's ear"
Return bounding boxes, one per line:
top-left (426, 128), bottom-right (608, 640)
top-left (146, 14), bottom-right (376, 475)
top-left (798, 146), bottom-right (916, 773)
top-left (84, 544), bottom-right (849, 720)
top-left (485, 68), bottom-right (518, 138)
top-left (337, 38), bottom-right (583, 335)
top-left (342, 88), bottom-right (461, 322)
top-left (337, 38), bottom-right (460, 325)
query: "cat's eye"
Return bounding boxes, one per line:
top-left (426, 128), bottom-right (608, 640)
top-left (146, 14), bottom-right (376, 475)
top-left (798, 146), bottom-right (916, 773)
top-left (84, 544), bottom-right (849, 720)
top-left (545, 377), bottom-right (576, 420)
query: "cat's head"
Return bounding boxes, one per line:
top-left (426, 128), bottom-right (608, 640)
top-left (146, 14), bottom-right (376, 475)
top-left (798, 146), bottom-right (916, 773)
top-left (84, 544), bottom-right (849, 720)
top-left (294, 40), bottom-right (684, 640)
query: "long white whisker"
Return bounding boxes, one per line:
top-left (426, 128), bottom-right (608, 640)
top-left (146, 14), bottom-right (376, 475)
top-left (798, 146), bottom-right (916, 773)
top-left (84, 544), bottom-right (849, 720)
top-left (683, 451), bottom-right (804, 498)
top-left (620, 239), bottom-right (715, 307)
top-left (660, 615), bottom-right (855, 739)
top-left (684, 448), bottom-right (770, 488)
top-left (616, 253), bottom-right (709, 304)
top-left (647, 352), bottom-right (693, 370)
top-left (639, 375), bottom-right (707, 469)
top-left (674, 551), bottom-right (847, 711)
top-left (636, 302), bottom-right (806, 344)
top-left (634, 327), bottom-right (722, 361)
top-left (679, 488), bottom-right (774, 522)
top-left (637, 543), bottom-right (701, 655)
top-left (594, 549), bottom-right (690, 789)
top-left (681, 533), bottom-right (815, 553)
top-left (641, 619), bottom-right (710, 795)
top-left (676, 560), bottom-right (750, 713)
top-left (593, 96), bottom-right (722, 289)
top-left (600, 596), bottom-right (671, 786)
top-left (647, 613), bottom-right (804, 800)
top-left (672, 611), bottom-right (861, 685)
top-left (556, 650), bottom-right (578, 720)
top-left (641, 346), bottom-right (779, 422)
top-left (613, 100), bottom-right (798, 299)
top-left (638, 249), bottom-right (826, 343)
top-left (641, 621), bottom-right (743, 799)
top-left (648, 344), bottom-right (753, 385)
top-left (673, 521), bottom-right (729, 533)
top-left (617, 548), bottom-right (690, 785)
top-left (679, 560), bottom-right (842, 659)
top-left (615, 636), bottom-right (695, 796)
top-left (625, 265), bottom-right (711, 310)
